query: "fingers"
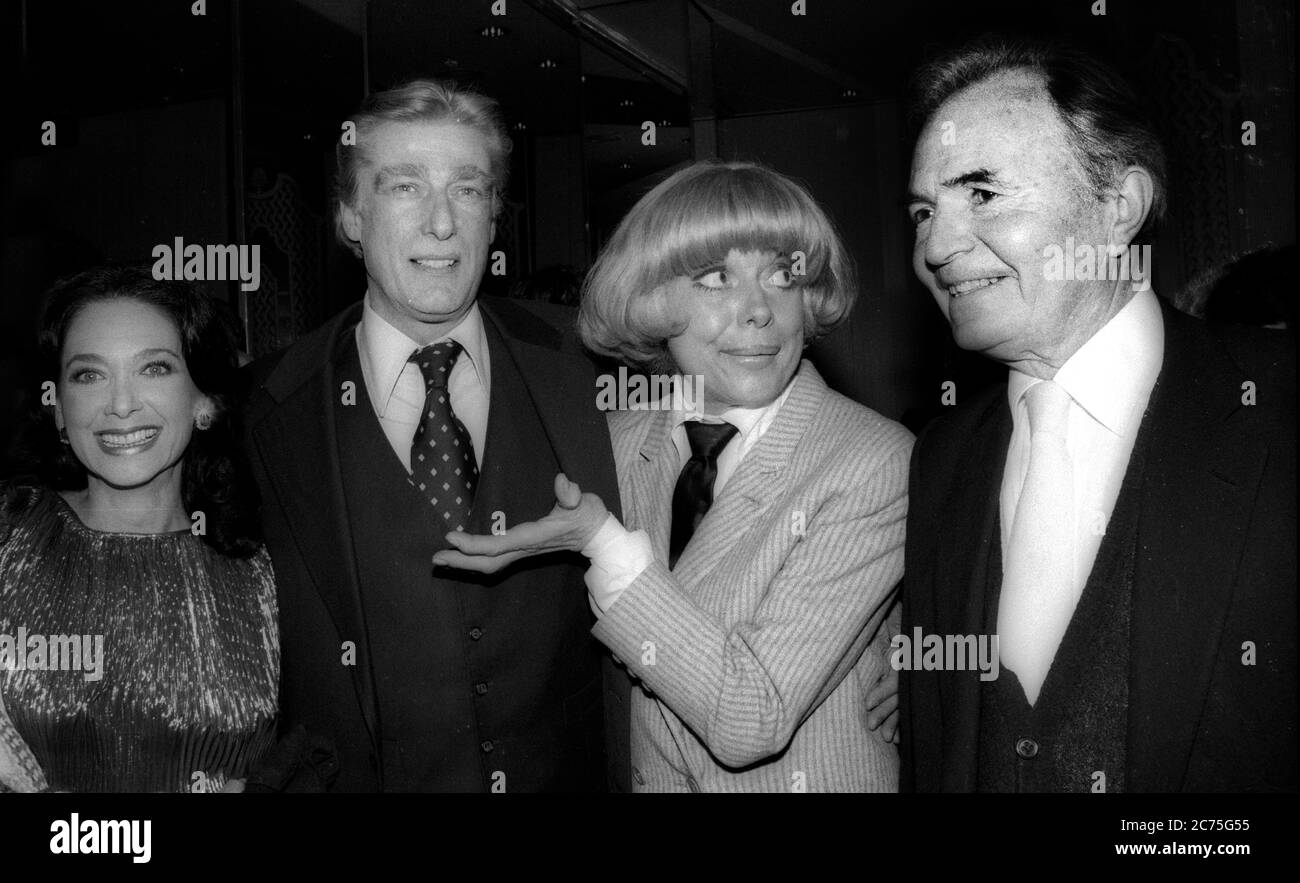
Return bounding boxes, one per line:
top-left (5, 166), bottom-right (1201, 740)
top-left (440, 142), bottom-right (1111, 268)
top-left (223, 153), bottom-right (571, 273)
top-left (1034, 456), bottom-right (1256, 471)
top-left (432, 548), bottom-right (521, 574)
top-left (864, 664), bottom-right (899, 711)
top-left (554, 473), bottom-right (582, 509)
top-left (434, 482), bottom-right (604, 571)
top-left (438, 512), bottom-right (576, 565)
top-left (884, 710), bottom-right (899, 745)
top-left (865, 692), bottom-right (899, 730)
top-left (442, 528), bottom-right (537, 557)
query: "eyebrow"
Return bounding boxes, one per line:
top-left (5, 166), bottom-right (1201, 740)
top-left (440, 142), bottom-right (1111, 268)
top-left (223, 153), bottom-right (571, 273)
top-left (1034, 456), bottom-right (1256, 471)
top-left (450, 165), bottom-right (493, 184)
top-left (943, 168), bottom-right (1002, 188)
top-left (373, 163), bottom-right (428, 186)
top-left (907, 168), bottom-right (1004, 204)
top-left (64, 348), bottom-right (182, 367)
top-left (374, 163), bottom-right (493, 187)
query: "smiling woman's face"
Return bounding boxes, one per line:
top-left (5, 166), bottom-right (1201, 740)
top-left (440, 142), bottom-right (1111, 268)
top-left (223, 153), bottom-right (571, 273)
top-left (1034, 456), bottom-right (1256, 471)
top-left (56, 298), bottom-right (208, 492)
top-left (664, 248), bottom-right (805, 412)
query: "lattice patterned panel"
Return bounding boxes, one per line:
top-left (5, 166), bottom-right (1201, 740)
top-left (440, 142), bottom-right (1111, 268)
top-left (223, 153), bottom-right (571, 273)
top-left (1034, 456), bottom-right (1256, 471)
top-left (1141, 34), bottom-right (1239, 300)
top-left (244, 172), bottom-right (325, 356)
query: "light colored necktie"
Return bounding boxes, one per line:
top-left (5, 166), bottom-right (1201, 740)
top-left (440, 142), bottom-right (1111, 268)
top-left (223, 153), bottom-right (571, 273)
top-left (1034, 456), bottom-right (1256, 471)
top-left (997, 379), bottom-right (1075, 706)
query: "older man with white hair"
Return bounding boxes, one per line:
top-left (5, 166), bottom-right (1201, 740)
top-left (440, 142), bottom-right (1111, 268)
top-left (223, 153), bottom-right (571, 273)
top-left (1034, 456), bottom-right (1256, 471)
top-left (901, 36), bottom-right (1295, 793)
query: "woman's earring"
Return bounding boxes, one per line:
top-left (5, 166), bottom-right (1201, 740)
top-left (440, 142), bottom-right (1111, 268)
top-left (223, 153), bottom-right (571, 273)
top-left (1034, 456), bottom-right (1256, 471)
top-left (58, 427), bottom-right (71, 445)
top-left (194, 411), bottom-right (214, 431)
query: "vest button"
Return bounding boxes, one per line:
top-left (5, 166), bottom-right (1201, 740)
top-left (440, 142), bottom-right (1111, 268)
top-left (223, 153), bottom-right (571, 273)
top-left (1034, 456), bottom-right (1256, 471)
top-left (469, 627), bottom-right (484, 640)
top-left (1015, 737), bottom-right (1039, 759)
top-left (481, 740), bottom-right (495, 753)
top-left (475, 682), bottom-right (489, 695)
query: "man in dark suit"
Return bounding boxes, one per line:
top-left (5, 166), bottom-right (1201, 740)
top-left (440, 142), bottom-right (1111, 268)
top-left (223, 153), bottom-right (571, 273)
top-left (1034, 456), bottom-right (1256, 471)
top-left (243, 79), bottom-right (626, 792)
top-left (900, 37), bottom-right (1295, 792)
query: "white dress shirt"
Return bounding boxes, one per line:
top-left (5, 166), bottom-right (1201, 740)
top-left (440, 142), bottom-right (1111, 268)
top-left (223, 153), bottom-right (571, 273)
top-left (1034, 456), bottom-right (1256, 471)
top-left (354, 293), bottom-right (491, 471)
top-left (583, 372), bottom-right (799, 613)
top-left (999, 288), bottom-right (1164, 613)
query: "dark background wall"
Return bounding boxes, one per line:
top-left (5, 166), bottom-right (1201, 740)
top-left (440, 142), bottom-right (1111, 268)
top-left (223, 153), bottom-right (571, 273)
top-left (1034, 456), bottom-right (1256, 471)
top-left (2, 0), bottom-right (1293, 468)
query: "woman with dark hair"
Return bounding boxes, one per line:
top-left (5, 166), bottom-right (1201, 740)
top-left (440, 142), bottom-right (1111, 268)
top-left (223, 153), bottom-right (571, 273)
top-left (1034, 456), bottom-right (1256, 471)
top-left (0, 264), bottom-right (277, 793)
top-left (437, 161), bottom-right (909, 791)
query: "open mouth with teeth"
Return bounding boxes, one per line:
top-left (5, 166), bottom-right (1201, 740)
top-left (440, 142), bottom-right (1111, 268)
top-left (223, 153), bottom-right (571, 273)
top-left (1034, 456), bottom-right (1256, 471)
top-left (412, 258), bottom-right (458, 269)
top-left (946, 277), bottom-right (1006, 297)
top-left (96, 428), bottom-right (160, 448)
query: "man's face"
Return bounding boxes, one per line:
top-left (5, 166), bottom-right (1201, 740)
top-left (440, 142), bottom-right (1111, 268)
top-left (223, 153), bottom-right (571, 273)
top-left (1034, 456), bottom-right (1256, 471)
top-left (908, 71), bottom-right (1115, 370)
top-left (342, 119), bottom-right (496, 342)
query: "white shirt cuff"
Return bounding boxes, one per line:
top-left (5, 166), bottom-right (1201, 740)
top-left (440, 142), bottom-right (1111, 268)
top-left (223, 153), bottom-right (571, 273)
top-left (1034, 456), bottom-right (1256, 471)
top-left (581, 513), bottom-right (654, 615)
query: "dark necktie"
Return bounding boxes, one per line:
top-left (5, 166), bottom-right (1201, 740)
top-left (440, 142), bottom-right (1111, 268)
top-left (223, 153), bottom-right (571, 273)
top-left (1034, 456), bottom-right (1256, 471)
top-left (669, 420), bottom-right (738, 569)
top-left (409, 340), bottom-right (478, 532)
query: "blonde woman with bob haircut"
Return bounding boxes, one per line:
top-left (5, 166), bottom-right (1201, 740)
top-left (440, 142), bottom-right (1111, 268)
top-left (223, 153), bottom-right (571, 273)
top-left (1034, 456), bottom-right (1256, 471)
top-left (437, 160), bottom-right (911, 792)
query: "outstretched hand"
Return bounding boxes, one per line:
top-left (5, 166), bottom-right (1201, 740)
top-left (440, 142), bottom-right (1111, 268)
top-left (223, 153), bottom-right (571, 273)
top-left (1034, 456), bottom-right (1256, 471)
top-left (431, 473), bottom-right (610, 575)
top-left (865, 655), bottom-right (900, 744)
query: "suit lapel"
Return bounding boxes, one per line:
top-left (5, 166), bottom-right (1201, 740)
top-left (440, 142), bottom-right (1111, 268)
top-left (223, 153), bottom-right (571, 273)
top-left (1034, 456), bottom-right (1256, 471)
top-left (479, 300), bottom-right (622, 518)
top-left (1127, 305), bottom-right (1266, 790)
top-left (248, 303), bottom-right (381, 747)
top-left (936, 386), bottom-right (1011, 791)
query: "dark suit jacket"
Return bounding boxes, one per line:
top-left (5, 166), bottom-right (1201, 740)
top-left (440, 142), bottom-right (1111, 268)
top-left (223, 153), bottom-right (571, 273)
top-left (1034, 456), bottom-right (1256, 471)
top-left (242, 296), bottom-right (630, 791)
top-left (901, 301), bottom-right (1296, 792)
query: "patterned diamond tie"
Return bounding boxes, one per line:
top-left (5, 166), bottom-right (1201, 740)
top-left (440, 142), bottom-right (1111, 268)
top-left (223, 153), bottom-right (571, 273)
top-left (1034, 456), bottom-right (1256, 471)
top-left (409, 340), bottom-right (478, 532)
top-left (669, 420), bottom-right (739, 570)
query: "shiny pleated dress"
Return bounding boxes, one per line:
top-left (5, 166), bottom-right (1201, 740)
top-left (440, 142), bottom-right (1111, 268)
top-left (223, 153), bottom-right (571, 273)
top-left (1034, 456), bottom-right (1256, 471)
top-left (0, 485), bottom-right (278, 792)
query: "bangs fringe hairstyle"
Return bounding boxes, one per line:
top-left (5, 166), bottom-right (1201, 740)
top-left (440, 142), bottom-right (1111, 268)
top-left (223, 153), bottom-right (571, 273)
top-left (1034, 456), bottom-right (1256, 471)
top-left (580, 161), bottom-right (856, 372)
top-left (23, 264), bottom-right (262, 558)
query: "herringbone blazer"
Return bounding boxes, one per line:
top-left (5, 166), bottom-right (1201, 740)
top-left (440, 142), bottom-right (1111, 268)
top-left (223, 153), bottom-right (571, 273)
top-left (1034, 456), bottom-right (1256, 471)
top-left (591, 361), bottom-right (912, 792)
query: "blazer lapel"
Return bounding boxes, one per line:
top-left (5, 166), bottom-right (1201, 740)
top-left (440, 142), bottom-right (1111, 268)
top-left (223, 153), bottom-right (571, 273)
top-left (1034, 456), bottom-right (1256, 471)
top-left (624, 408), bottom-right (679, 557)
top-left (1127, 305), bottom-right (1266, 790)
top-left (248, 303), bottom-right (380, 747)
top-left (671, 362), bottom-right (824, 580)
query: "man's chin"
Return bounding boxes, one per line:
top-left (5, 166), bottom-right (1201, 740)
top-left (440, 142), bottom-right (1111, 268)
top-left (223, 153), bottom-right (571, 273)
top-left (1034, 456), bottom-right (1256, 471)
top-left (402, 289), bottom-right (477, 321)
top-left (950, 320), bottom-right (1005, 356)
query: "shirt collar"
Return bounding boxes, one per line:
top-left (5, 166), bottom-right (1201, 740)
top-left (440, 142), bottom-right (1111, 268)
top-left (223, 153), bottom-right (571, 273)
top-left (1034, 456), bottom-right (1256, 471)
top-left (1008, 287), bottom-right (1164, 436)
top-left (668, 369), bottom-right (799, 448)
top-left (357, 292), bottom-right (489, 417)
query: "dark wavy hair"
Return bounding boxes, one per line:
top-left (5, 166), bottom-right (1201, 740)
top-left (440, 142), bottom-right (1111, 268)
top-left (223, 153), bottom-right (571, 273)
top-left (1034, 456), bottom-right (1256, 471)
top-left (28, 264), bottom-right (262, 558)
